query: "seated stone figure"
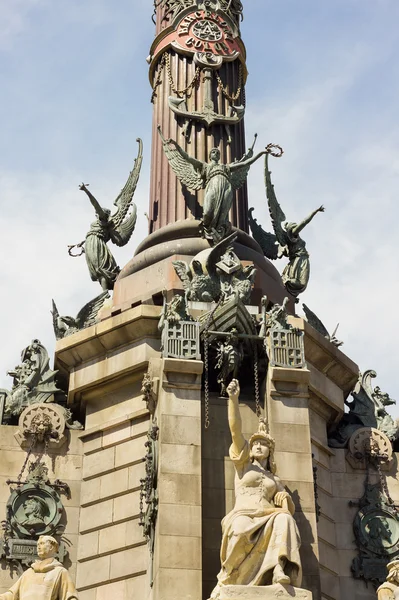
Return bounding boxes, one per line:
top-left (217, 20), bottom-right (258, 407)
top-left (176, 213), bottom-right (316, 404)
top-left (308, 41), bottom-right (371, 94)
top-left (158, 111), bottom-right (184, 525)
top-left (378, 560), bottom-right (399, 599)
top-left (0, 536), bottom-right (78, 600)
top-left (210, 379), bottom-right (302, 598)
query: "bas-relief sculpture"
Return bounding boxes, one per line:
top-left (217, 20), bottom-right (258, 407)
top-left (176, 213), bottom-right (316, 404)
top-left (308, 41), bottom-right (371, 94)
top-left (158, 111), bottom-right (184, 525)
top-left (378, 560), bottom-right (399, 599)
top-left (0, 536), bottom-right (78, 600)
top-left (68, 139), bottom-right (142, 291)
top-left (209, 379), bottom-right (302, 599)
top-left (351, 481), bottom-right (399, 587)
top-left (249, 152), bottom-right (324, 298)
top-left (159, 127), bottom-right (268, 244)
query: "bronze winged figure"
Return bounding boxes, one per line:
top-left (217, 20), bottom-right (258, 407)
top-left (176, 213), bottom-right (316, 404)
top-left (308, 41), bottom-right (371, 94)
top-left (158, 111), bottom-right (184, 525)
top-left (69, 139), bottom-right (143, 291)
top-left (249, 152), bottom-right (325, 298)
top-left (158, 127), bottom-right (268, 244)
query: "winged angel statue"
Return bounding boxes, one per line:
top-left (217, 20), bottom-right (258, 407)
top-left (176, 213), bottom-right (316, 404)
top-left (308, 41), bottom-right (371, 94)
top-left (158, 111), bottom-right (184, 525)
top-left (158, 127), bottom-right (268, 244)
top-left (249, 153), bottom-right (324, 297)
top-left (69, 139), bottom-right (143, 291)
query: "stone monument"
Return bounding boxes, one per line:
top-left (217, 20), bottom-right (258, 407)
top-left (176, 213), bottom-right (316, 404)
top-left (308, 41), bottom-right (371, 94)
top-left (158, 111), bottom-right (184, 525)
top-left (0, 2), bottom-right (399, 600)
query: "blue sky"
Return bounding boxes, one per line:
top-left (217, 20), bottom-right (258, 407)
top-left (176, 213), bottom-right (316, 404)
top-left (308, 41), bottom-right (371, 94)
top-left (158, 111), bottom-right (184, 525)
top-left (0, 0), bottom-right (398, 416)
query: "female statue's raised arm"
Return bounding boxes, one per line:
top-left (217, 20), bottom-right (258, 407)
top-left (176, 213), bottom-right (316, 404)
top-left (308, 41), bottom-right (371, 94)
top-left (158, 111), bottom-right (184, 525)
top-left (229, 150), bottom-right (267, 172)
top-left (226, 379), bottom-right (246, 455)
top-left (292, 205), bottom-right (325, 235)
top-left (79, 183), bottom-right (108, 221)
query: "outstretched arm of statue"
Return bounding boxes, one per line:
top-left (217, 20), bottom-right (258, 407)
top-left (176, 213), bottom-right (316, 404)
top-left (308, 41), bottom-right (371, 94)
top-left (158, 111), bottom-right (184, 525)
top-left (79, 183), bottom-right (108, 221)
top-left (229, 150), bottom-right (267, 172)
top-left (226, 379), bottom-right (246, 455)
top-left (292, 205), bottom-right (325, 235)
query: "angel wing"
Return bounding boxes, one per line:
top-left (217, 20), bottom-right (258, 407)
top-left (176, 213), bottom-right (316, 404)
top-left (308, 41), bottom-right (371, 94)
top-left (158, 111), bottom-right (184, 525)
top-left (264, 153), bottom-right (287, 246)
top-left (76, 291), bottom-right (110, 329)
top-left (172, 260), bottom-right (192, 290)
top-left (51, 300), bottom-right (64, 340)
top-left (302, 304), bottom-right (330, 338)
top-left (109, 138), bottom-right (143, 246)
top-left (248, 207), bottom-right (279, 260)
top-left (158, 126), bottom-right (205, 191)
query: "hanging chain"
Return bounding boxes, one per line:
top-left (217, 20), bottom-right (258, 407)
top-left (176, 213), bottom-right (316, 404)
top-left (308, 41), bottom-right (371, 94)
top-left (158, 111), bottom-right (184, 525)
top-left (374, 456), bottom-right (394, 505)
top-left (253, 342), bottom-right (261, 418)
top-left (151, 54), bottom-right (166, 103)
top-left (165, 53), bottom-right (201, 98)
top-left (203, 298), bottom-right (222, 430)
top-left (16, 434), bottom-right (37, 483)
top-left (215, 63), bottom-right (243, 104)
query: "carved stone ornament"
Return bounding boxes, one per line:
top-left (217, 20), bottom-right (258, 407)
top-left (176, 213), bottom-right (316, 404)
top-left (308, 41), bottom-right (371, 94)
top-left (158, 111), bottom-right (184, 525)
top-left (351, 483), bottom-right (399, 586)
top-left (1, 463), bottom-right (68, 569)
top-left (15, 403), bottom-right (67, 449)
top-left (141, 372), bottom-right (160, 415)
top-left (216, 584), bottom-right (312, 599)
top-left (347, 427), bottom-right (393, 471)
top-left (139, 422), bottom-right (159, 587)
top-left (6, 471), bottom-right (64, 539)
top-left (152, 9), bottom-right (243, 65)
top-left (261, 298), bottom-right (305, 369)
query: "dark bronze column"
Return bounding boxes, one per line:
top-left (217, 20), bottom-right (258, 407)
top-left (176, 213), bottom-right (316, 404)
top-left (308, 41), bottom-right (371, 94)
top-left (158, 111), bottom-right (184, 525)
top-left (148, 1), bottom-right (250, 234)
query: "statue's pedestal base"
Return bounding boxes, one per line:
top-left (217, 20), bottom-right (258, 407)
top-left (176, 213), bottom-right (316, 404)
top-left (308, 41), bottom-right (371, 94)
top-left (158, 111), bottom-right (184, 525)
top-left (218, 585), bottom-right (313, 600)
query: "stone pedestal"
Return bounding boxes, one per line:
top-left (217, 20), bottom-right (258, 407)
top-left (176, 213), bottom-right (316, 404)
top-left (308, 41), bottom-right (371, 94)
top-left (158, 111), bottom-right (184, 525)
top-left (218, 585), bottom-right (312, 599)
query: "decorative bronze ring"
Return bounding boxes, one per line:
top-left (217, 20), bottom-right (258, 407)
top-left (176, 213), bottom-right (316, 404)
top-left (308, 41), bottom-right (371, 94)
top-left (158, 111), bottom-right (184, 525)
top-left (67, 242), bottom-right (85, 257)
top-left (265, 143), bottom-right (284, 158)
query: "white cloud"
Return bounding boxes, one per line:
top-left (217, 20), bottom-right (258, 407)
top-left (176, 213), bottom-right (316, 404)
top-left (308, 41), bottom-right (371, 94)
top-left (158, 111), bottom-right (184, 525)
top-left (0, 0), bottom-right (398, 422)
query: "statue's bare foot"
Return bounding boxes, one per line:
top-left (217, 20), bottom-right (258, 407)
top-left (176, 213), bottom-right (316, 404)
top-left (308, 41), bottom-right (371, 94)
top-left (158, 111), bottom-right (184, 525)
top-left (272, 563), bottom-right (291, 585)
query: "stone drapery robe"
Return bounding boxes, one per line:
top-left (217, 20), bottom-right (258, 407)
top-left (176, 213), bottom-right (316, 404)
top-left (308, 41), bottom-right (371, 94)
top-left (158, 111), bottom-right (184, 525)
top-left (0, 558), bottom-right (78, 600)
top-left (378, 581), bottom-right (399, 600)
top-left (216, 441), bottom-right (302, 587)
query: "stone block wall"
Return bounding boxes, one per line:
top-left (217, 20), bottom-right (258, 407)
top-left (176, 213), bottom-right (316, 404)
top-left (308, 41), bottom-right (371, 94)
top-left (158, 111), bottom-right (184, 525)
top-left (76, 376), bottom-right (150, 600)
top-left (0, 425), bottom-right (83, 593)
top-left (151, 358), bottom-right (203, 600)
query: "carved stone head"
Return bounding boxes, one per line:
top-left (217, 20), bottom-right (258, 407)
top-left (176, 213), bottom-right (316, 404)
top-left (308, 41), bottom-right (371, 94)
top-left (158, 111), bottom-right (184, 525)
top-left (37, 535), bottom-right (59, 560)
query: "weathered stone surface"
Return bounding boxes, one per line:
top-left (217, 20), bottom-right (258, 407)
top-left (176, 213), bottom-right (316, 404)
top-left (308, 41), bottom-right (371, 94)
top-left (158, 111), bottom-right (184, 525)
top-left (218, 584), bottom-right (312, 599)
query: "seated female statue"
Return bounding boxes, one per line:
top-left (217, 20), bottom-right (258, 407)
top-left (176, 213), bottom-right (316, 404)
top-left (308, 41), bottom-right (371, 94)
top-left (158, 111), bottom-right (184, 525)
top-left (210, 379), bottom-right (302, 597)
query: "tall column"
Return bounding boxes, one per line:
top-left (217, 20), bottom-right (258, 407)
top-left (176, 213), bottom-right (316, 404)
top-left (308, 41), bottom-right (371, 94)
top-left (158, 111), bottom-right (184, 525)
top-left (147, 2), bottom-right (250, 233)
top-left (152, 357), bottom-right (204, 600)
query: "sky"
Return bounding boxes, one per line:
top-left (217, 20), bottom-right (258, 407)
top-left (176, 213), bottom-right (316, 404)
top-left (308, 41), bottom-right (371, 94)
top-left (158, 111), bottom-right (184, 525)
top-left (0, 0), bottom-right (398, 416)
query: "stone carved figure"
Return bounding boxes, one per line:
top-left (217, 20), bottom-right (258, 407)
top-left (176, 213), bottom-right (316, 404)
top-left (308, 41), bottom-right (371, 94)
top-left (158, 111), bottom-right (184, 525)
top-left (0, 536), bottom-right (78, 600)
top-left (159, 127), bottom-right (268, 243)
top-left (209, 379), bottom-right (302, 598)
top-left (0, 340), bottom-right (65, 424)
top-left (378, 560), bottom-right (399, 599)
top-left (69, 139), bottom-right (142, 291)
top-left (249, 153), bottom-right (324, 297)
top-left (328, 370), bottom-right (399, 448)
top-left (51, 292), bottom-right (109, 340)
top-left (21, 497), bottom-right (48, 529)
